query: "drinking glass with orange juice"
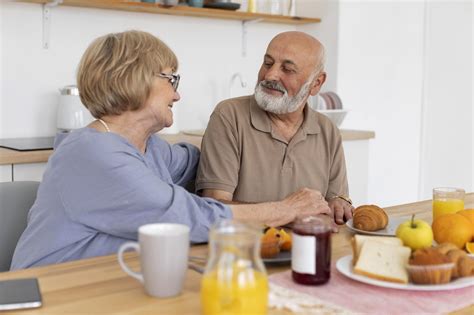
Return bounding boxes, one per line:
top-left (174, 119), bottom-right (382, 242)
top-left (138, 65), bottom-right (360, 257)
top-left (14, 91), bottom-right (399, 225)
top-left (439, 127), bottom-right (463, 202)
top-left (201, 220), bottom-right (268, 315)
top-left (432, 187), bottom-right (465, 220)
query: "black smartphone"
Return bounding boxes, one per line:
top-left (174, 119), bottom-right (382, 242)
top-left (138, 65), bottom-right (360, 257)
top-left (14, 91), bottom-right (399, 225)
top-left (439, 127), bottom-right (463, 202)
top-left (0, 278), bottom-right (42, 311)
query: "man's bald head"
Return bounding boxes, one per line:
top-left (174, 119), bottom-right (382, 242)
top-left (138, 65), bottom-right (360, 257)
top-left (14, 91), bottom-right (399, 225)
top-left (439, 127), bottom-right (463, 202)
top-left (254, 31), bottom-right (327, 115)
top-left (268, 31), bottom-right (326, 74)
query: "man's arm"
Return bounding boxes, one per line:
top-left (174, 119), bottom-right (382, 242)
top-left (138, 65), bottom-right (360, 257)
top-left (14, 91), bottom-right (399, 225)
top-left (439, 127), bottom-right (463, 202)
top-left (326, 127), bottom-right (354, 224)
top-left (196, 104), bottom-right (241, 197)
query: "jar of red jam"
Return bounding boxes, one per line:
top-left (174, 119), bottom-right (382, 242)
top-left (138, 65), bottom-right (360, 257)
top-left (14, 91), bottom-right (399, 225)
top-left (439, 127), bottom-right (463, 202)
top-left (291, 217), bottom-right (332, 285)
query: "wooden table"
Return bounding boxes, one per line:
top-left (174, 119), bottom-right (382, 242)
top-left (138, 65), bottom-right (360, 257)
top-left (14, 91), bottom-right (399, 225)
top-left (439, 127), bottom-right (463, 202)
top-left (1, 194), bottom-right (472, 314)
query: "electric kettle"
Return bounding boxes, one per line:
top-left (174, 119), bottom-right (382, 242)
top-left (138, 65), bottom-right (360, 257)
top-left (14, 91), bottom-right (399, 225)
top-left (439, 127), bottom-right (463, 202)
top-left (56, 85), bottom-right (94, 133)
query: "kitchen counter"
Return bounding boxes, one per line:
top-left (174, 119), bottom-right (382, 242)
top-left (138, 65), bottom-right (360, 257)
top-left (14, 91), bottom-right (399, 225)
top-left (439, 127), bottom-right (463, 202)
top-left (0, 129), bottom-right (375, 165)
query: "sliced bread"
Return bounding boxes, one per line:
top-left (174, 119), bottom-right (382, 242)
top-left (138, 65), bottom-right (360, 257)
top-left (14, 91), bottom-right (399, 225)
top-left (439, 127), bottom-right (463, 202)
top-left (353, 240), bottom-right (411, 284)
top-left (351, 235), bottom-right (403, 265)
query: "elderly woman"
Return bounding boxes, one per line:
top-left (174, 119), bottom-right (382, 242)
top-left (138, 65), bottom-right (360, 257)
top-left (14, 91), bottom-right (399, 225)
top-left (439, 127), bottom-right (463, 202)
top-left (11, 31), bottom-right (329, 270)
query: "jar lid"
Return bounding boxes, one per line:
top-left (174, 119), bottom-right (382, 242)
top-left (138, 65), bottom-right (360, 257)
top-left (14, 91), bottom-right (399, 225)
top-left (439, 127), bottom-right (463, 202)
top-left (292, 217), bottom-right (332, 235)
top-left (60, 85), bottom-right (80, 96)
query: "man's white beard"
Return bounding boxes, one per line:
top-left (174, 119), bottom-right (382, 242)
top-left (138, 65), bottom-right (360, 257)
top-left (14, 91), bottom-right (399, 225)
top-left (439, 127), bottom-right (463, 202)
top-left (254, 77), bottom-right (313, 114)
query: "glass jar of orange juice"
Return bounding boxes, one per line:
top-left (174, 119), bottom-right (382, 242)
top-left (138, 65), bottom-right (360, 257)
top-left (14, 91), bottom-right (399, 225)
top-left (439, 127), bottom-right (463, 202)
top-left (432, 187), bottom-right (465, 220)
top-left (201, 220), bottom-right (268, 315)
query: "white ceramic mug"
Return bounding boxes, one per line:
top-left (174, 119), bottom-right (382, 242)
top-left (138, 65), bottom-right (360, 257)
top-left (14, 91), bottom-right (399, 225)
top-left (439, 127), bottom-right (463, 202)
top-left (118, 223), bottom-right (190, 298)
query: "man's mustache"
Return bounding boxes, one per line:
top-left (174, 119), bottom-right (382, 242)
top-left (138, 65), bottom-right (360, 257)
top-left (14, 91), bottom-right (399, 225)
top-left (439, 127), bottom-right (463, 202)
top-left (259, 80), bottom-right (287, 94)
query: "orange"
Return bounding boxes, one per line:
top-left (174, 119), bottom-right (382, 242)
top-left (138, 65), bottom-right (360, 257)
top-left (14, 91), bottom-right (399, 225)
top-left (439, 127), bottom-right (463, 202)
top-left (466, 242), bottom-right (474, 254)
top-left (279, 229), bottom-right (292, 251)
top-left (457, 209), bottom-right (474, 228)
top-left (432, 213), bottom-right (474, 249)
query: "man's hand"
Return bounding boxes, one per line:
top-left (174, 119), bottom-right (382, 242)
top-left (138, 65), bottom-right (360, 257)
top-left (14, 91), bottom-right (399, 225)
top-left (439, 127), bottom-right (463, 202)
top-left (328, 197), bottom-right (354, 225)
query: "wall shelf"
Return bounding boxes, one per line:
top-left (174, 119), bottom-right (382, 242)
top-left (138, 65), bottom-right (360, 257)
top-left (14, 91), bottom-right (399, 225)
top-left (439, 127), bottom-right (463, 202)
top-left (19, 0), bottom-right (321, 25)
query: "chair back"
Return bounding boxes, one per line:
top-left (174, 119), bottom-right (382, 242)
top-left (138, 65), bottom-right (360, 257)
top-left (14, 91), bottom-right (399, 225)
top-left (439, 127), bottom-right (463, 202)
top-left (0, 181), bottom-right (39, 271)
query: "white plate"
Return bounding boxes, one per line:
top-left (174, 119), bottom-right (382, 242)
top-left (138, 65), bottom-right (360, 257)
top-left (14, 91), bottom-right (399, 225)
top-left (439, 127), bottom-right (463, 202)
top-left (345, 216), bottom-right (411, 236)
top-left (336, 255), bottom-right (474, 291)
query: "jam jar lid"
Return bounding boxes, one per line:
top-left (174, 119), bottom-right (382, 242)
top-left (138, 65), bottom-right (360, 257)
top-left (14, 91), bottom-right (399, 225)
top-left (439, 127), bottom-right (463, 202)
top-left (292, 217), bottom-right (332, 235)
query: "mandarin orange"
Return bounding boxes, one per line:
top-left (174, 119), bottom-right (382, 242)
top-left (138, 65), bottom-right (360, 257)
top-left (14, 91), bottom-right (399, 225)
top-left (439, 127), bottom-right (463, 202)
top-left (432, 213), bottom-right (474, 249)
top-left (466, 242), bottom-right (474, 254)
top-left (457, 209), bottom-right (474, 229)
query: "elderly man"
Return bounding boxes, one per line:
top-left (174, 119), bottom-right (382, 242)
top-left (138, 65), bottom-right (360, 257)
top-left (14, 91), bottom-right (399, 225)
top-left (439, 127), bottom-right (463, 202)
top-left (196, 31), bottom-right (353, 226)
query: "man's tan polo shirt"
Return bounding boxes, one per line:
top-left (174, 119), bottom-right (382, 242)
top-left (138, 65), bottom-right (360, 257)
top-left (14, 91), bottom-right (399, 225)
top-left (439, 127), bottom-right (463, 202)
top-left (196, 95), bottom-right (349, 203)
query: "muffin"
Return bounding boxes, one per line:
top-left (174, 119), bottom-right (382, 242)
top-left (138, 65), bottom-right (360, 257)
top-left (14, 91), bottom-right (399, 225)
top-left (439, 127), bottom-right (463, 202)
top-left (446, 249), bottom-right (467, 278)
top-left (435, 243), bottom-right (458, 255)
top-left (457, 256), bottom-right (474, 278)
top-left (406, 248), bottom-right (455, 284)
top-left (260, 238), bottom-right (280, 258)
top-left (260, 228), bottom-right (281, 258)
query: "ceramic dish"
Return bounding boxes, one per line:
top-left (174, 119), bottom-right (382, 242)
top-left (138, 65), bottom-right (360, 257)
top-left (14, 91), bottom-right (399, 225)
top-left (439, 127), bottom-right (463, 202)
top-left (262, 250), bottom-right (291, 264)
top-left (345, 215), bottom-right (411, 236)
top-left (203, 2), bottom-right (241, 10)
top-left (336, 255), bottom-right (474, 291)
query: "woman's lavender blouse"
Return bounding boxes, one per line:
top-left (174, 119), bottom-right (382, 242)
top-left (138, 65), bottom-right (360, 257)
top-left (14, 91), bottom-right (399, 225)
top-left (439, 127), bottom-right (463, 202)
top-left (11, 128), bottom-right (231, 269)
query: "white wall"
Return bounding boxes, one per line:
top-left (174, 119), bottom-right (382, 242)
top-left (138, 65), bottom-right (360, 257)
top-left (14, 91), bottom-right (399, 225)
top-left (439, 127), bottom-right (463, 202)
top-left (0, 2), bottom-right (338, 138)
top-left (419, 1), bottom-right (472, 199)
top-left (2, 1), bottom-right (471, 206)
top-left (338, 0), bottom-right (472, 206)
top-left (298, 0), bottom-right (340, 94)
top-left (0, 2), bottom-right (3, 127)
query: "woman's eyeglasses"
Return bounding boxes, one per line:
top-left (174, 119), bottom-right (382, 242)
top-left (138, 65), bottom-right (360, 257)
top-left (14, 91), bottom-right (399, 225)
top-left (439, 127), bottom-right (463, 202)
top-left (157, 73), bottom-right (180, 91)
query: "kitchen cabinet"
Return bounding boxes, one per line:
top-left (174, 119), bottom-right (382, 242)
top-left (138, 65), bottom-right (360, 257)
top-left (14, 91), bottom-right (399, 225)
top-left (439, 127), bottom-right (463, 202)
top-left (0, 147), bottom-right (50, 182)
top-left (13, 163), bottom-right (47, 182)
top-left (0, 165), bottom-right (12, 182)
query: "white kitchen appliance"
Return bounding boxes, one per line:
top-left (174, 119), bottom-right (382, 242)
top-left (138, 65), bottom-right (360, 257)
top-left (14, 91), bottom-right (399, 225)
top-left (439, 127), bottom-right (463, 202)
top-left (56, 85), bottom-right (94, 133)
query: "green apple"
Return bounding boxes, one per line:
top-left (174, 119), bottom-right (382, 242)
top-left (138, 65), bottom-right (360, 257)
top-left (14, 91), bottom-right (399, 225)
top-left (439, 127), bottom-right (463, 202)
top-left (396, 214), bottom-right (433, 250)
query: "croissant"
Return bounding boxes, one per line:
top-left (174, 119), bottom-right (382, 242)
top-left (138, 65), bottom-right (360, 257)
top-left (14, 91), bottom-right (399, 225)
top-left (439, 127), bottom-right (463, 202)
top-left (446, 249), bottom-right (467, 278)
top-left (352, 205), bottom-right (388, 231)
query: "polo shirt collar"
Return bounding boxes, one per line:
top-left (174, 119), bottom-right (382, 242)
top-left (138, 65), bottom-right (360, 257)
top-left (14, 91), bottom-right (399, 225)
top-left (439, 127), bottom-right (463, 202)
top-left (250, 95), bottom-right (321, 135)
top-left (301, 103), bottom-right (321, 135)
top-left (249, 96), bottom-right (271, 133)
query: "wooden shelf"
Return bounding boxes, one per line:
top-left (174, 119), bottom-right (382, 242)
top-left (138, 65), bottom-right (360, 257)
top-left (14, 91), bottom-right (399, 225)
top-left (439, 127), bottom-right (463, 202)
top-left (19, 0), bottom-right (321, 24)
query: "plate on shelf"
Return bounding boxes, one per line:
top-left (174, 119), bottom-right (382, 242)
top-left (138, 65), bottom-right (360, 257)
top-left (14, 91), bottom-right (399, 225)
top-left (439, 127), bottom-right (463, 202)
top-left (345, 216), bottom-right (411, 236)
top-left (336, 255), bottom-right (474, 291)
top-left (262, 250), bottom-right (291, 264)
top-left (204, 2), bottom-right (241, 10)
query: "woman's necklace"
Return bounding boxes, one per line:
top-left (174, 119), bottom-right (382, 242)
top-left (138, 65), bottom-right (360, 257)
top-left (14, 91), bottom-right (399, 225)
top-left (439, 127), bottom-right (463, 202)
top-left (97, 119), bottom-right (110, 132)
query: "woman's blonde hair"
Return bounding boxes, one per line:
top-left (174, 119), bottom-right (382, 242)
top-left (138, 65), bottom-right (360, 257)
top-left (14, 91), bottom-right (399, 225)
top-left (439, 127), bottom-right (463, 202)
top-left (77, 30), bottom-right (178, 118)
